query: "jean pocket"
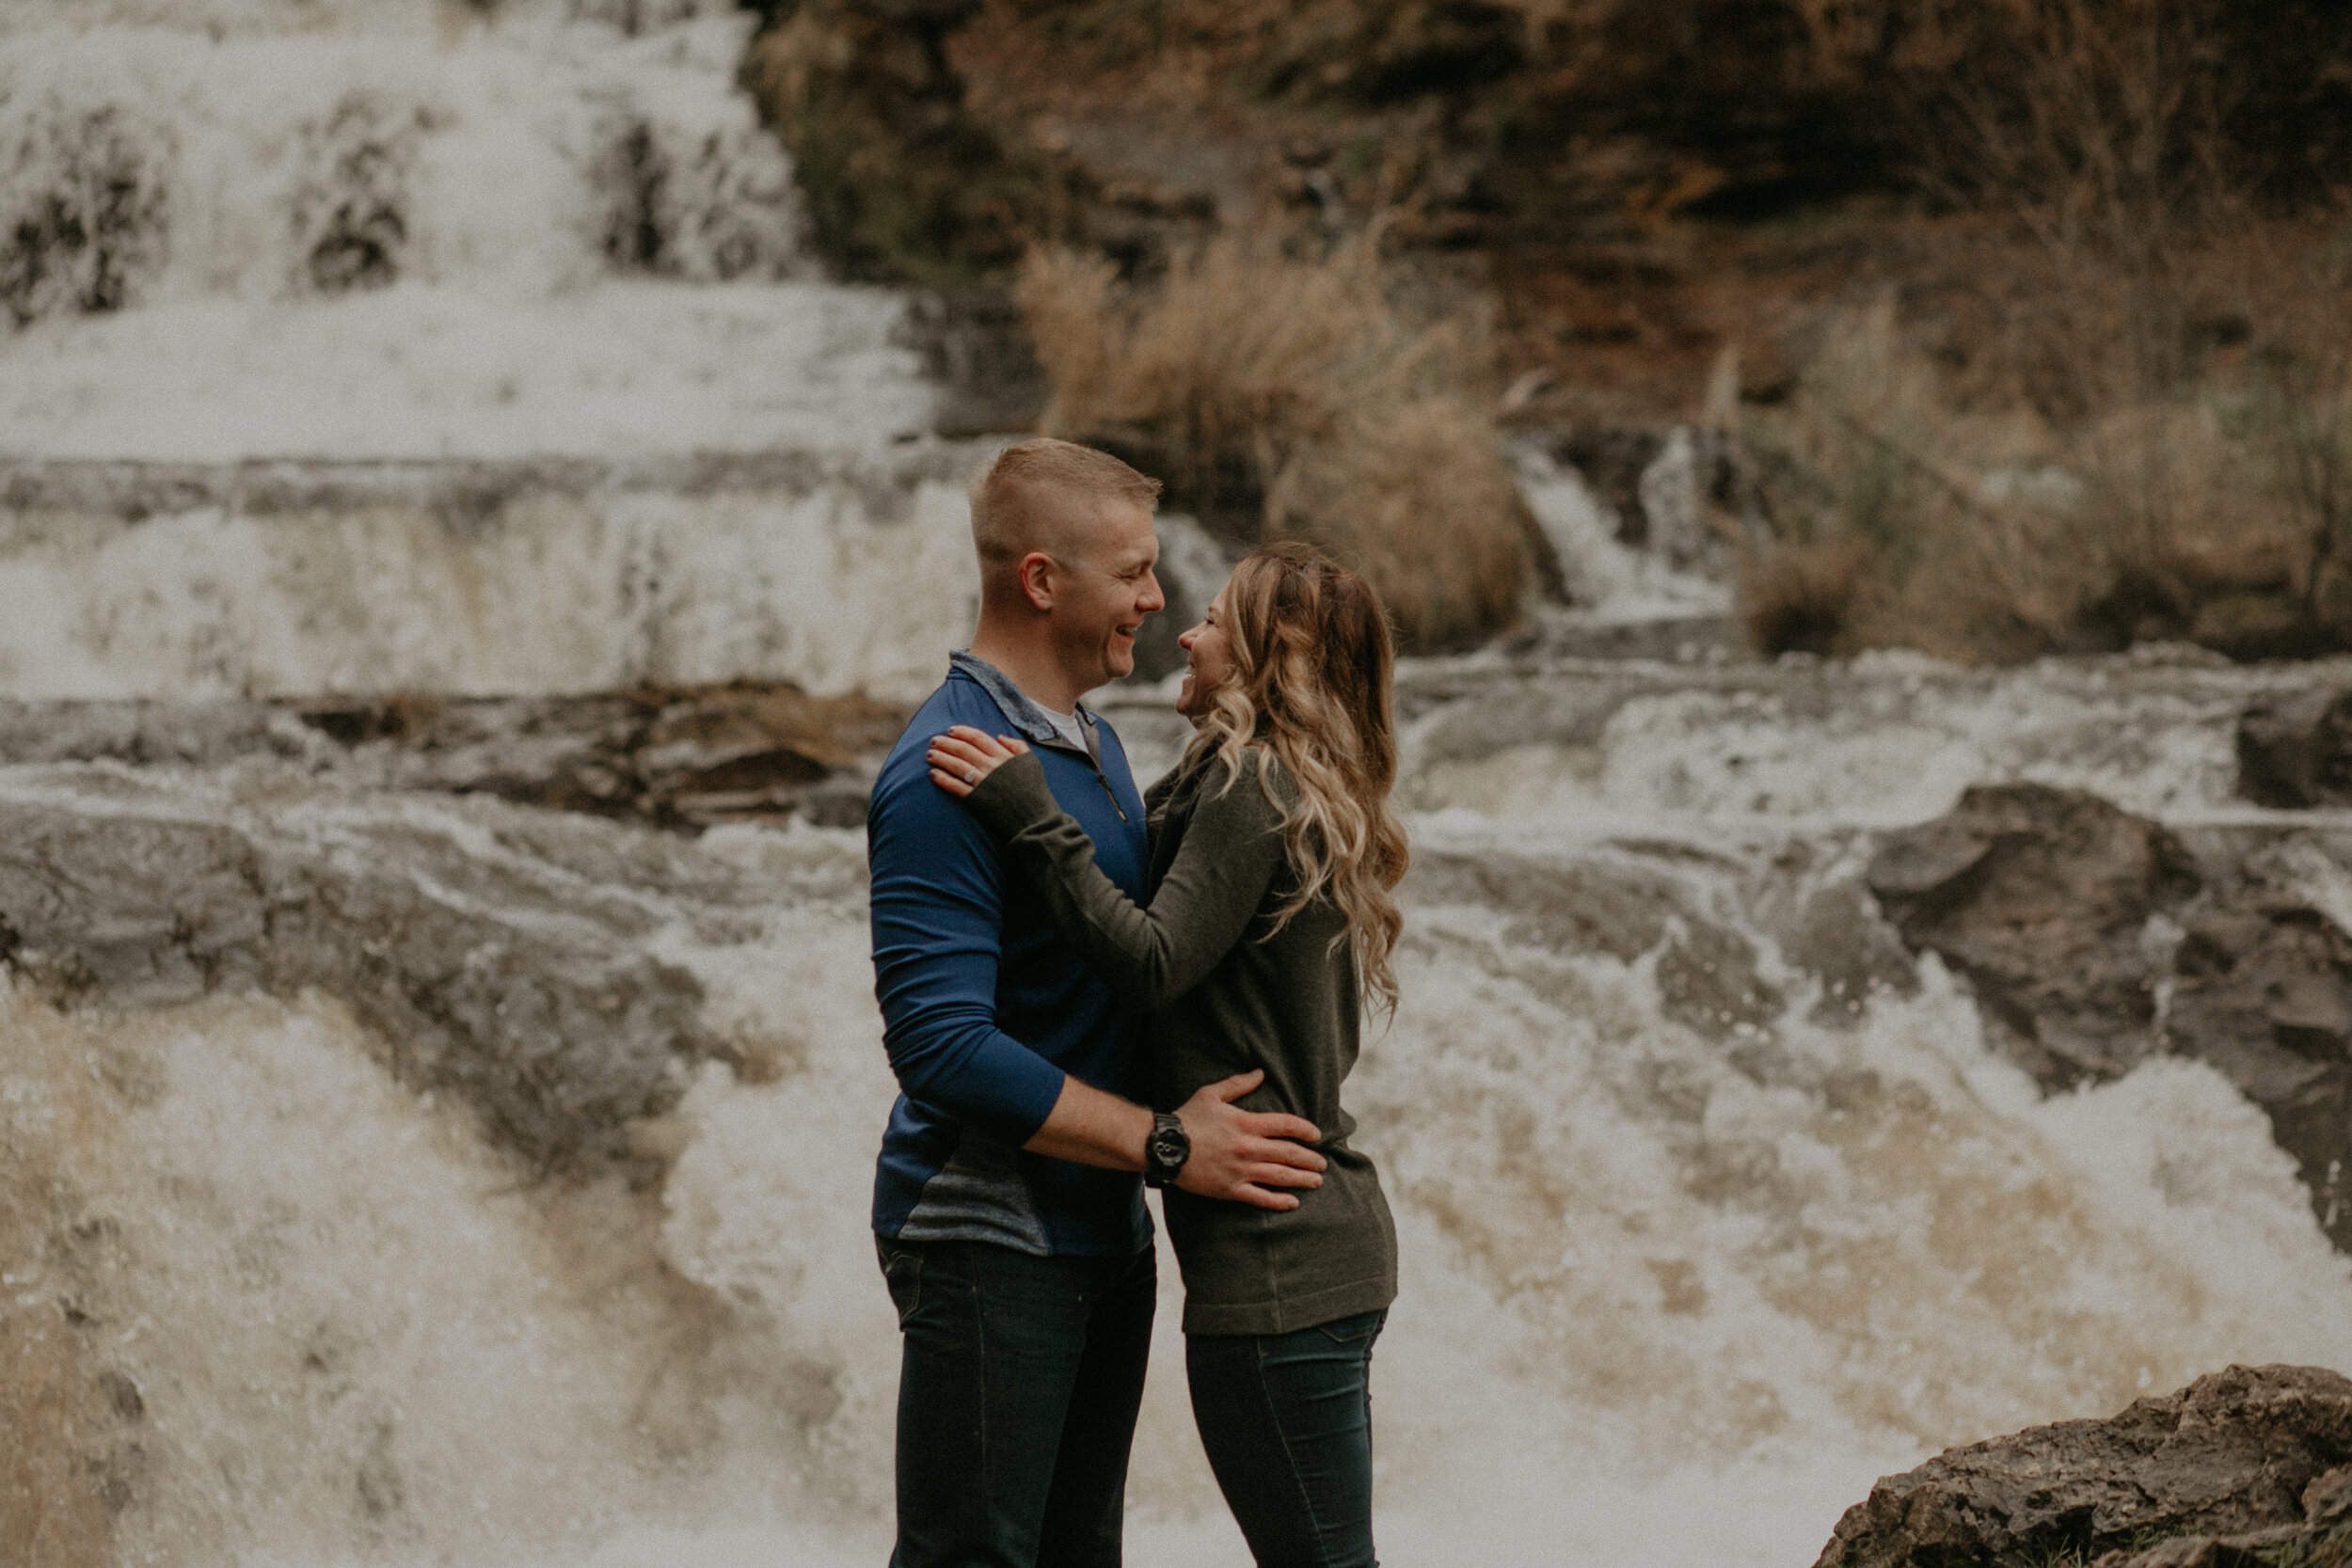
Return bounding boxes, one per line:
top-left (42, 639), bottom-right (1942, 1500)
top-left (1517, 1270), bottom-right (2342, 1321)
top-left (878, 1243), bottom-right (924, 1328)
top-left (1311, 1308), bottom-right (1387, 1345)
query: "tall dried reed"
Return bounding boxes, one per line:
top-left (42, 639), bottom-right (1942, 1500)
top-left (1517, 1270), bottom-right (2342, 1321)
top-left (1746, 271), bottom-right (2352, 663)
top-left (1016, 233), bottom-right (1538, 651)
top-left (1746, 0), bottom-right (2352, 661)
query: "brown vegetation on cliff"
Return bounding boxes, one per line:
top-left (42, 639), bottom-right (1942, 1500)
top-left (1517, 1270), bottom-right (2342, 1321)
top-left (1735, 0), bottom-right (2352, 661)
top-left (1016, 233), bottom-right (1539, 650)
top-left (745, 0), bottom-right (2352, 663)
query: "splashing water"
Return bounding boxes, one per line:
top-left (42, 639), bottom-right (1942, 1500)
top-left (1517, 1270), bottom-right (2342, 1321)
top-left (0, 1), bottom-right (941, 462)
top-left (0, 4), bottom-right (2346, 1565)
top-left (0, 0), bottom-right (969, 705)
top-left (1, 759), bottom-right (2345, 1567)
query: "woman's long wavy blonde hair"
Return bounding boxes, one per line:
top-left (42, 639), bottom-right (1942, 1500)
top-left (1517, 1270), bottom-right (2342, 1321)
top-left (1187, 542), bottom-right (1409, 1011)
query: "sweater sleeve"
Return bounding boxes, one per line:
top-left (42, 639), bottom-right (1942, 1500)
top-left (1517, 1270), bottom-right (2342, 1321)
top-left (965, 750), bottom-right (1287, 1011)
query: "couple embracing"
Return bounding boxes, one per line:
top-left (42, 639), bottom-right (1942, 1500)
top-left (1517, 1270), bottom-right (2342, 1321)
top-left (865, 437), bottom-right (1408, 1568)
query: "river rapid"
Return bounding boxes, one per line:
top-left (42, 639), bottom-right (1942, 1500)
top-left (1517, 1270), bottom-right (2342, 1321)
top-left (1, 5), bottom-right (2348, 1568)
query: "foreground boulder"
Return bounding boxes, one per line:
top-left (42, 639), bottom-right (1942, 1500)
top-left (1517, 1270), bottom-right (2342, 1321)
top-left (1814, 1365), bottom-right (2352, 1568)
top-left (1867, 784), bottom-right (2352, 1250)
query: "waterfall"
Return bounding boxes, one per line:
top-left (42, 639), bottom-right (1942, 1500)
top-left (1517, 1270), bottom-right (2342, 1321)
top-left (0, 0), bottom-right (801, 317)
top-left (0, 0), bottom-right (964, 704)
top-left (7, 654), bottom-right (2352, 1565)
top-left (1, 4), bottom-right (2348, 1566)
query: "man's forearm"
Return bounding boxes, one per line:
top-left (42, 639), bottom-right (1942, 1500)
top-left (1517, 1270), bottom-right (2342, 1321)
top-left (1020, 1070), bottom-right (1331, 1213)
top-left (1021, 1074), bottom-right (1151, 1171)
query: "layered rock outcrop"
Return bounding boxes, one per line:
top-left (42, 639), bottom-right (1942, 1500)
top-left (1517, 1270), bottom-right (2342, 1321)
top-left (0, 682), bottom-right (909, 831)
top-left (0, 767), bottom-right (749, 1167)
top-left (1815, 1365), bottom-right (2352, 1568)
top-left (2240, 688), bottom-right (2352, 810)
top-left (1867, 784), bottom-right (2352, 1249)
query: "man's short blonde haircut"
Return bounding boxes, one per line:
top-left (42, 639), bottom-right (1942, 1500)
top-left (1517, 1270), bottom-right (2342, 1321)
top-left (969, 437), bottom-right (1163, 576)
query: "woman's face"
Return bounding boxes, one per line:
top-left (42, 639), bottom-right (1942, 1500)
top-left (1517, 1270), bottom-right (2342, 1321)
top-left (1173, 578), bottom-right (1235, 723)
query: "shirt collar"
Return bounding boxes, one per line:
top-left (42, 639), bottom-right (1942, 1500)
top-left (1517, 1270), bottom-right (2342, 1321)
top-left (947, 650), bottom-right (1097, 752)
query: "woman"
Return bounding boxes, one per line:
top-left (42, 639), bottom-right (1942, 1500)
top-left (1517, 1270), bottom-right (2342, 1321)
top-left (926, 541), bottom-right (1408, 1568)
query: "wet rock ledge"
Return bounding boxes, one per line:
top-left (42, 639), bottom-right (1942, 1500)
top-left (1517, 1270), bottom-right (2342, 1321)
top-left (0, 681), bottom-right (912, 830)
top-left (0, 682), bottom-right (910, 1172)
top-left (1816, 1365), bottom-right (2352, 1568)
top-left (1867, 784), bottom-right (2352, 1253)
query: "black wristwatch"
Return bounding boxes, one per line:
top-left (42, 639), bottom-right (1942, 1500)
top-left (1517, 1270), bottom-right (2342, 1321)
top-left (1142, 1111), bottom-right (1190, 1189)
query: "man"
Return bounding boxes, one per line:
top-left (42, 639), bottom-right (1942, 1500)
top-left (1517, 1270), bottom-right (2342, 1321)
top-left (866, 437), bottom-right (1328, 1568)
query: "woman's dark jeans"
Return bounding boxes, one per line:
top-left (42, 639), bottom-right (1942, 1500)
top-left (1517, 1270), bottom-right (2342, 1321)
top-left (1185, 1308), bottom-right (1386, 1568)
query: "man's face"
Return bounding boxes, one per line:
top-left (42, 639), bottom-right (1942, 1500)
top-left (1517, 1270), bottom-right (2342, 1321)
top-left (1047, 500), bottom-right (1165, 692)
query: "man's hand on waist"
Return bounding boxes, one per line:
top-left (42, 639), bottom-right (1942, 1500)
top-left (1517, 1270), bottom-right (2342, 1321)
top-left (1172, 1069), bottom-right (1325, 1212)
top-left (1020, 1069), bottom-right (1325, 1212)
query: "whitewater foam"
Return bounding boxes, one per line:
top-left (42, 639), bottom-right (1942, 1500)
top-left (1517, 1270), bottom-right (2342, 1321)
top-left (10, 776), bottom-right (2347, 1566)
top-left (0, 4), bottom-right (2346, 1565)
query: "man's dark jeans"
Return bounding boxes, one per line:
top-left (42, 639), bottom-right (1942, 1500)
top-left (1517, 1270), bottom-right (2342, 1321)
top-left (1185, 1308), bottom-right (1387, 1568)
top-left (877, 1236), bottom-right (1156, 1568)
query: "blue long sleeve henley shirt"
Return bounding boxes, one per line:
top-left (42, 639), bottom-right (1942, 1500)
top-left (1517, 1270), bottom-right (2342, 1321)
top-left (866, 654), bottom-right (1154, 1257)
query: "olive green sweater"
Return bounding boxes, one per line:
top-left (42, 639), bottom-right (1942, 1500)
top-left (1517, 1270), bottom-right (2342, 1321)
top-left (966, 745), bottom-right (1398, 1336)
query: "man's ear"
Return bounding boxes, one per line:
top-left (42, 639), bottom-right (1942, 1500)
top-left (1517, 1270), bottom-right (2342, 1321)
top-left (1017, 551), bottom-right (1056, 611)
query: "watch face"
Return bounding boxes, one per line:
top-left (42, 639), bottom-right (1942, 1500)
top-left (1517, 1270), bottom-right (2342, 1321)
top-left (1150, 1128), bottom-right (1186, 1166)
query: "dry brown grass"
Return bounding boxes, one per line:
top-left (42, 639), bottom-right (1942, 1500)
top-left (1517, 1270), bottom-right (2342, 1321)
top-left (1743, 266), bottom-right (2352, 662)
top-left (1016, 232), bottom-right (1539, 650)
top-left (1741, 0), bottom-right (2352, 662)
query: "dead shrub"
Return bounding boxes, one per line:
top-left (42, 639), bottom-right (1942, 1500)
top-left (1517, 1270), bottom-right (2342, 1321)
top-left (1016, 232), bottom-right (1538, 651)
top-left (1743, 0), bottom-right (2352, 663)
top-left (1747, 287), bottom-right (2352, 664)
top-left (1264, 395), bottom-right (1534, 649)
top-left (1740, 535), bottom-right (1877, 657)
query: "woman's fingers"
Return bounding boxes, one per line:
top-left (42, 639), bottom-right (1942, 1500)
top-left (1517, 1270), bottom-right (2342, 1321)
top-left (925, 749), bottom-right (978, 789)
top-left (927, 735), bottom-right (1005, 790)
top-left (929, 725), bottom-right (1039, 793)
top-left (929, 736), bottom-right (991, 768)
top-left (945, 725), bottom-right (1021, 759)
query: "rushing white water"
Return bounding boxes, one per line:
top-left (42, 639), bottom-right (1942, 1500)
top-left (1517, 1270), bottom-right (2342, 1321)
top-left (0, 1), bottom-right (944, 460)
top-left (4, 737), bottom-right (2349, 1567)
top-left (0, 453), bottom-right (985, 703)
top-left (1, 4), bottom-right (2348, 1566)
top-left (0, 0), bottom-right (961, 704)
top-left (1513, 442), bottom-right (1733, 626)
top-left (1395, 646), bottom-right (2352, 832)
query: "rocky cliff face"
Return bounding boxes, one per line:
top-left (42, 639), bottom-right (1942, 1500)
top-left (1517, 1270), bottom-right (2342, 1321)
top-left (1868, 782), bottom-right (2352, 1251)
top-left (0, 766), bottom-right (732, 1167)
top-left (1815, 1365), bottom-right (2352, 1568)
top-left (745, 0), bottom-right (2352, 289)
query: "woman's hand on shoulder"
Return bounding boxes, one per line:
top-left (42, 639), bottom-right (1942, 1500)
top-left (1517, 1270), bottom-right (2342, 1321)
top-left (927, 725), bottom-right (1029, 799)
